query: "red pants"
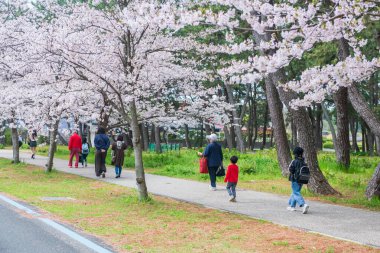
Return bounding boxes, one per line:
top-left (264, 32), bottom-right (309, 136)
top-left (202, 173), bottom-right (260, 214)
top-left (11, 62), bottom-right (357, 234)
top-left (69, 148), bottom-right (80, 167)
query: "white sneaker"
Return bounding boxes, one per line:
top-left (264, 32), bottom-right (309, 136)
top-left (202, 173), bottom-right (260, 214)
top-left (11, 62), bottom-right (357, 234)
top-left (209, 185), bottom-right (216, 191)
top-left (302, 204), bottom-right (309, 214)
top-left (287, 206), bottom-right (296, 211)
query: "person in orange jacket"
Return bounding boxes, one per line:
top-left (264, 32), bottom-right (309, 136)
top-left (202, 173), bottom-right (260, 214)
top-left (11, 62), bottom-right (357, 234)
top-left (68, 130), bottom-right (82, 168)
top-left (224, 156), bottom-right (239, 202)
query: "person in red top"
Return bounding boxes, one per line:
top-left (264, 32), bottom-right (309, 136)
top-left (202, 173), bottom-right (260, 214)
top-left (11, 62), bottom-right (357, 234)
top-left (224, 156), bottom-right (239, 202)
top-left (68, 130), bottom-right (82, 168)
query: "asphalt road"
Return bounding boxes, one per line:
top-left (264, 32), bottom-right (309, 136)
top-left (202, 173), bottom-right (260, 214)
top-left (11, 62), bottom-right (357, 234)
top-left (0, 198), bottom-right (113, 253)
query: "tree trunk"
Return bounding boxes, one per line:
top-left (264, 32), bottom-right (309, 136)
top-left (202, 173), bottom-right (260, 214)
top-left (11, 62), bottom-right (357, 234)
top-left (348, 85), bottom-right (380, 138)
top-left (315, 104), bottom-right (323, 150)
top-left (260, 103), bottom-right (268, 150)
top-left (154, 125), bottom-right (161, 153)
top-left (205, 124), bottom-right (212, 135)
top-left (361, 122), bottom-right (367, 152)
top-left (349, 117), bottom-right (360, 152)
top-left (366, 163), bottom-right (380, 199)
top-left (184, 124), bottom-right (191, 148)
top-left (130, 99), bottom-right (148, 201)
top-left (271, 71), bottom-right (339, 195)
top-left (139, 123), bottom-right (145, 151)
top-left (247, 99), bottom-right (254, 150)
top-left (46, 120), bottom-right (59, 172)
top-left (291, 116), bottom-right (298, 149)
top-left (321, 103), bottom-right (337, 150)
top-left (252, 84), bottom-right (258, 149)
top-left (225, 84), bottom-right (245, 152)
top-left (253, 122), bottom-right (258, 149)
top-left (11, 128), bottom-right (20, 164)
top-left (230, 125), bottom-right (236, 148)
top-left (264, 77), bottom-right (292, 176)
top-left (0, 121), bottom-right (6, 145)
top-left (224, 125), bottom-right (233, 150)
top-left (150, 125), bottom-right (155, 145)
top-left (333, 87), bottom-right (350, 167)
top-left (199, 120), bottom-right (204, 147)
top-left (142, 123), bottom-right (149, 151)
top-left (367, 130), bottom-right (375, 157)
top-left (376, 136), bottom-right (380, 155)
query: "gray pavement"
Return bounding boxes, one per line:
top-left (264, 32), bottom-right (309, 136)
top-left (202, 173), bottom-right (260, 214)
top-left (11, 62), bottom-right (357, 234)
top-left (0, 197), bottom-right (114, 253)
top-left (0, 150), bottom-right (380, 249)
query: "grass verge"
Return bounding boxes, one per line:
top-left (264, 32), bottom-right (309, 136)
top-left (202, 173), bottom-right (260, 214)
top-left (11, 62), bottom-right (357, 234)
top-left (0, 158), bottom-right (379, 253)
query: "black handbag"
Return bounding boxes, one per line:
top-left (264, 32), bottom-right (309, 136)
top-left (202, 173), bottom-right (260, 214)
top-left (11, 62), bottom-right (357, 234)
top-left (216, 164), bottom-right (225, 177)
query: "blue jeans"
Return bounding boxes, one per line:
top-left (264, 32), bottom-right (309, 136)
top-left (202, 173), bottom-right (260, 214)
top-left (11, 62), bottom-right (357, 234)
top-left (226, 182), bottom-right (237, 197)
top-left (208, 166), bottom-right (217, 187)
top-left (115, 166), bottom-right (122, 176)
top-left (289, 181), bottom-right (305, 207)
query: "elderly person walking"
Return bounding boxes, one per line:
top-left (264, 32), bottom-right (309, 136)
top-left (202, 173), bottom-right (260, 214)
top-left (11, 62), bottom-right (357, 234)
top-left (94, 127), bottom-right (110, 178)
top-left (198, 133), bottom-right (223, 191)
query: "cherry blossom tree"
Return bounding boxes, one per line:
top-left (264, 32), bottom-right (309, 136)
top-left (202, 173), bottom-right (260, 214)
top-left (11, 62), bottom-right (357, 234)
top-left (25, 0), bottom-right (219, 200)
top-left (184, 0), bottom-right (379, 195)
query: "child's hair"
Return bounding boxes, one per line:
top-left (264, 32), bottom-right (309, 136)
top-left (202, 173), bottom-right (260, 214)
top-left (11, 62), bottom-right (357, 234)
top-left (293, 147), bottom-right (304, 158)
top-left (230, 155), bottom-right (238, 164)
top-left (83, 138), bottom-right (87, 143)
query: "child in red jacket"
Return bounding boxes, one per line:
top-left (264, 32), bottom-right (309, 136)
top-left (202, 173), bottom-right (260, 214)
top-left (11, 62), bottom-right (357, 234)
top-left (224, 156), bottom-right (239, 202)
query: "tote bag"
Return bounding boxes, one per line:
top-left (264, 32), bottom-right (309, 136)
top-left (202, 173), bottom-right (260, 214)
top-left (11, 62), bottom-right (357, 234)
top-left (199, 157), bottom-right (208, 174)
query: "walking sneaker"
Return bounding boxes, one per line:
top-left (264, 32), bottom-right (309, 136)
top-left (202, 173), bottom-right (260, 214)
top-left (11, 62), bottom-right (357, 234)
top-left (85, 162), bottom-right (87, 167)
top-left (101, 172), bottom-right (105, 178)
top-left (209, 185), bottom-right (217, 191)
top-left (302, 204), bottom-right (309, 214)
top-left (287, 206), bottom-right (296, 211)
top-left (229, 196), bottom-right (236, 202)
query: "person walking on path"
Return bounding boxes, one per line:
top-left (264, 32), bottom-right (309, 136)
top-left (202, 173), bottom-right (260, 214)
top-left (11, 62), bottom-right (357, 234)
top-left (288, 147), bottom-right (310, 214)
top-left (81, 138), bottom-right (90, 168)
top-left (111, 135), bottom-right (128, 178)
top-left (68, 130), bottom-right (82, 168)
top-left (198, 134), bottom-right (223, 191)
top-left (94, 127), bottom-right (110, 178)
top-left (225, 156), bottom-right (239, 202)
top-left (28, 130), bottom-right (38, 159)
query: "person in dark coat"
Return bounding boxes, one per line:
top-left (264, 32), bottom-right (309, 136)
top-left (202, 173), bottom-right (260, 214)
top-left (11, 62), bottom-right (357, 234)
top-left (198, 133), bottom-right (223, 191)
top-left (111, 135), bottom-right (128, 178)
top-left (94, 127), bottom-right (110, 178)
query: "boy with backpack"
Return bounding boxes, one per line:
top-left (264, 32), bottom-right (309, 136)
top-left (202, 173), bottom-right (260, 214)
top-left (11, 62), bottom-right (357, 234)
top-left (81, 138), bottom-right (90, 167)
top-left (288, 147), bottom-right (310, 214)
top-left (224, 156), bottom-right (239, 202)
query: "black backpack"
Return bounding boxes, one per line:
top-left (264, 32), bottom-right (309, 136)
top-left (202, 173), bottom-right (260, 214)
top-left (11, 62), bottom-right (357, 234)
top-left (296, 162), bottom-right (310, 184)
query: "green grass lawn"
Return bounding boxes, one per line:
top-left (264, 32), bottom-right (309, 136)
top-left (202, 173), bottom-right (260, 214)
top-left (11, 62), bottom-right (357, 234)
top-left (30, 145), bottom-right (380, 210)
top-left (0, 159), bottom-right (378, 253)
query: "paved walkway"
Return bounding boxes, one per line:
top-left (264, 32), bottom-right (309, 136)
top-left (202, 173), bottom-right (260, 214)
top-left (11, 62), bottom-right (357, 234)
top-left (1, 150), bottom-right (380, 248)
